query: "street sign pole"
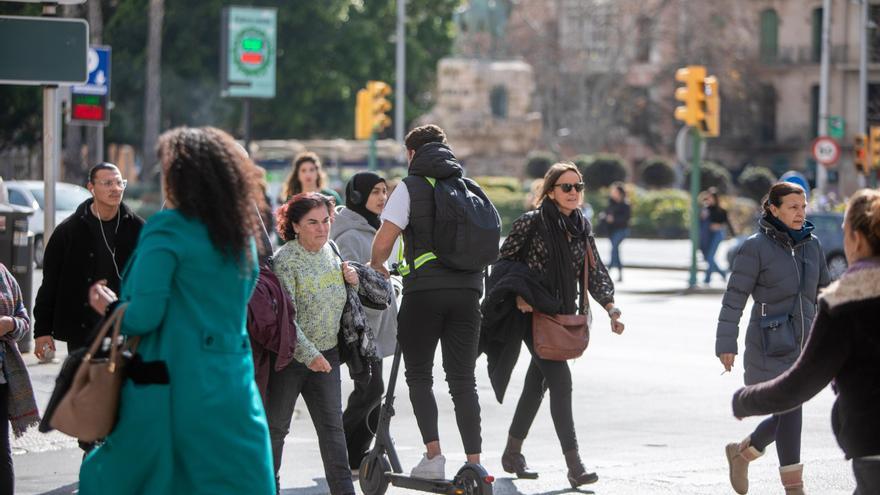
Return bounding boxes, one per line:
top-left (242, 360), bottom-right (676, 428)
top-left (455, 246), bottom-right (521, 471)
top-left (243, 98), bottom-right (251, 152)
top-left (689, 127), bottom-right (702, 289)
top-left (368, 132), bottom-right (378, 171)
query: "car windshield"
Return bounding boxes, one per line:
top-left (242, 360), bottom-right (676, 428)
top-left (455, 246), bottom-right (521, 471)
top-left (29, 184), bottom-right (92, 211)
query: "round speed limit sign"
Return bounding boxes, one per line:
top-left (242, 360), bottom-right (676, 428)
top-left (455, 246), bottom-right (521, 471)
top-left (811, 137), bottom-right (840, 167)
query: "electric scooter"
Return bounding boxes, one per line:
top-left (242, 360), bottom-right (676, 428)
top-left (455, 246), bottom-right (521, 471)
top-left (358, 343), bottom-right (494, 495)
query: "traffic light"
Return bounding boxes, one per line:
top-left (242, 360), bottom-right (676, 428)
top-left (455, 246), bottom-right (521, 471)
top-left (354, 80), bottom-right (393, 140)
top-left (854, 133), bottom-right (869, 175)
top-left (703, 76), bottom-right (720, 137)
top-left (674, 65), bottom-right (707, 128)
top-left (355, 89), bottom-right (372, 140)
top-left (870, 126), bottom-right (880, 169)
top-left (366, 80), bottom-right (392, 134)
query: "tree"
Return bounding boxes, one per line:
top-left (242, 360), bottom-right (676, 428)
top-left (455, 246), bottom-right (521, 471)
top-left (142, 0), bottom-right (164, 181)
top-left (738, 166), bottom-right (776, 202)
top-left (580, 153), bottom-right (627, 188)
top-left (525, 150), bottom-right (557, 178)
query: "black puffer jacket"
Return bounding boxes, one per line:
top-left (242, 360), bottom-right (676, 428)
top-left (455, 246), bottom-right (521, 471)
top-left (33, 199), bottom-right (143, 345)
top-left (716, 216), bottom-right (830, 385)
top-left (733, 258), bottom-right (880, 459)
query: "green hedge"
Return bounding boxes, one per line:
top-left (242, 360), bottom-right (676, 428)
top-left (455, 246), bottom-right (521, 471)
top-left (525, 150), bottom-right (557, 179)
top-left (640, 157), bottom-right (677, 189)
top-left (483, 186), bottom-right (529, 236)
top-left (737, 166), bottom-right (776, 203)
top-left (630, 189), bottom-right (691, 238)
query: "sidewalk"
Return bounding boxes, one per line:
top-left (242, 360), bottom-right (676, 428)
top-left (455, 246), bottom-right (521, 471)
top-left (593, 237), bottom-right (735, 272)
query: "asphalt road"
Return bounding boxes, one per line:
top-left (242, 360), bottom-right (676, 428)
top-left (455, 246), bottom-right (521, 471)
top-left (12, 266), bottom-right (856, 495)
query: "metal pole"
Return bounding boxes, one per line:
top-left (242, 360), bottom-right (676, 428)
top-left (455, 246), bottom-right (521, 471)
top-left (368, 132), bottom-right (378, 171)
top-left (243, 98), bottom-right (252, 153)
top-left (43, 87), bottom-right (59, 244)
top-left (816, 0), bottom-right (832, 194)
top-left (395, 0), bottom-right (406, 157)
top-left (689, 128), bottom-right (702, 289)
top-left (96, 127), bottom-right (105, 163)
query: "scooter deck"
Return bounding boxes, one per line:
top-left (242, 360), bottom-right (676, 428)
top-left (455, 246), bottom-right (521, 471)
top-left (386, 472), bottom-right (456, 495)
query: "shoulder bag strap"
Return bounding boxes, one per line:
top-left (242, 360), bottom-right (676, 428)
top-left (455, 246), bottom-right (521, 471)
top-left (581, 237), bottom-right (595, 314)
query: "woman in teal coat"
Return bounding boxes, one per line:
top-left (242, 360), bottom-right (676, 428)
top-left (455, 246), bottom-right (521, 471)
top-left (81, 127), bottom-right (275, 494)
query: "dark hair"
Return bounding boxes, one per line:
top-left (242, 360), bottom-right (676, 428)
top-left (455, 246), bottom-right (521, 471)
top-left (845, 189), bottom-right (880, 255)
top-left (89, 162), bottom-right (120, 183)
top-left (704, 186), bottom-right (720, 205)
top-left (157, 126), bottom-right (259, 267)
top-left (535, 162), bottom-right (583, 207)
top-left (281, 151), bottom-right (325, 200)
top-left (404, 124), bottom-right (447, 152)
top-left (275, 192), bottom-right (334, 242)
top-left (611, 181), bottom-right (627, 202)
top-left (761, 182), bottom-right (805, 216)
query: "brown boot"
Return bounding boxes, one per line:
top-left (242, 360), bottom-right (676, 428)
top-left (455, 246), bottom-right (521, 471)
top-left (501, 435), bottom-right (538, 479)
top-left (563, 449), bottom-right (598, 488)
top-left (724, 436), bottom-right (764, 494)
top-left (780, 464), bottom-right (805, 495)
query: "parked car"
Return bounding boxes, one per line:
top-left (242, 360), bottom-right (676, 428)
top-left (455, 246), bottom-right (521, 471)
top-left (726, 211), bottom-right (848, 280)
top-left (6, 180), bottom-right (91, 267)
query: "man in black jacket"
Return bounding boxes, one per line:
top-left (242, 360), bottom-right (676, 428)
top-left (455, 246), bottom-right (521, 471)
top-left (33, 162), bottom-right (144, 362)
top-left (369, 125), bottom-right (484, 480)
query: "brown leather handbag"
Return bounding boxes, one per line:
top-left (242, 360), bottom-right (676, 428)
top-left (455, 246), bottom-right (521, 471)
top-left (50, 303), bottom-right (135, 442)
top-left (531, 240), bottom-right (595, 361)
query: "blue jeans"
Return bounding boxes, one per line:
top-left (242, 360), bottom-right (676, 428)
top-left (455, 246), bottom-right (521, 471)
top-left (608, 228), bottom-right (629, 270)
top-left (265, 348), bottom-right (354, 495)
top-left (703, 229), bottom-right (726, 283)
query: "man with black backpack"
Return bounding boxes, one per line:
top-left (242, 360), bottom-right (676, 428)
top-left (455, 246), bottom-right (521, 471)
top-left (369, 124), bottom-right (501, 480)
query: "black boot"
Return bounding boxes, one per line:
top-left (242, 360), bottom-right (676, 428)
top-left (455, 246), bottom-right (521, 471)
top-left (501, 435), bottom-right (539, 479)
top-left (564, 449), bottom-right (598, 488)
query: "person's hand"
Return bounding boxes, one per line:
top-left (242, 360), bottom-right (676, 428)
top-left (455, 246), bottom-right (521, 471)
top-left (34, 335), bottom-right (55, 360)
top-left (719, 353), bottom-right (735, 372)
top-left (515, 295), bottom-right (533, 313)
top-left (342, 262), bottom-right (359, 286)
top-left (610, 313), bottom-right (625, 334)
top-left (0, 316), bottom-right (14, 337)
top-left (369, 261), bottom-right (390, 279)
top-left (89, 280), bottom-right (118, 315)
top-left (308, 354), bottom-right (332, 373)
top-left (606, 214), bottom-right (614, 224)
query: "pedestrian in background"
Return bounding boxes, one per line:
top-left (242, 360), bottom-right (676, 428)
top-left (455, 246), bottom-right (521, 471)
top-left (700, 187), bottom-right (733, 284)
top-left (269, 192), bottom-right (358, 495)
top-left (731, 188), bottom-right (880, 495)
top-left (82, 127), bottom-right (275, 494)
top-left (280, 151), bottom-right (343, 206)
top-left (33, 162), bottom-right (143, 454)
top-left (330, 171), bottom-right (398, 471)
top-left (485, 163), bottom-right (624, 488)
top-left (0, 263), bottom-right (39, 495)
top-left (716, 182), bottom-right (830, 495)
top-left (600, 181), bottom-right (631, 282)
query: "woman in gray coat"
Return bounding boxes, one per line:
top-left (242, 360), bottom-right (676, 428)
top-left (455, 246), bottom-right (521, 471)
top-left (330, 172), bottom-right (399, 470)
top-left (716, 182), bottom-right (830, 495)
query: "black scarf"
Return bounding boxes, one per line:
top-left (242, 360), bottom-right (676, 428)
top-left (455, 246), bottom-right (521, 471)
top-left (538, 197), bottom-right (590, 314)
top-left (345, 172), bottom-right (385, 230)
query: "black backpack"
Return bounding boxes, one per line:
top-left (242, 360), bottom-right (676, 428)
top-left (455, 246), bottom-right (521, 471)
top-left (424, 176), bottom-right (501, 272)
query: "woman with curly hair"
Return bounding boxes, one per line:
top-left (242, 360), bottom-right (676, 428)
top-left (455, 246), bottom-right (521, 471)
top-left (280, 151), bottom-right (343, 206)
top-left (81, 126), bottom-right (275, 494)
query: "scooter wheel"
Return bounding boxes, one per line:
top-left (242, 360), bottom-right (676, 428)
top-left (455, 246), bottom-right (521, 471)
top-left (454, 466), bottom-right (493, 495)
top-left (359, 453), bottom-right (391, 495)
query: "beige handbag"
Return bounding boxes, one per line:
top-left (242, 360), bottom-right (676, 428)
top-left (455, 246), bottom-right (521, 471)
top-left (50, 304), bottom-right (135, 442)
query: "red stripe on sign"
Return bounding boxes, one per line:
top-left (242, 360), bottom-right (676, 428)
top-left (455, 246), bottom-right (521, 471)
top-left (241, 52), bottom-right (263, 65)
top-left (73, 105), bottom-right (105, 121)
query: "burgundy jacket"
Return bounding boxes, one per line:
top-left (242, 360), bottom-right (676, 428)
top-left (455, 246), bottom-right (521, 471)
top-left (247, 264), bottom-right (297, 405)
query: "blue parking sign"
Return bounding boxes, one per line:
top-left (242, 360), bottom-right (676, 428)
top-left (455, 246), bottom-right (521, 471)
top-left (70, 45), bottom-right (111, 124)
top-left (73, 46), bottom-right (110, 96)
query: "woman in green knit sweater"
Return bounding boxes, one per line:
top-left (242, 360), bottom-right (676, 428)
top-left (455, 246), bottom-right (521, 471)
top-left (267, 192), bottom-right (359, 495)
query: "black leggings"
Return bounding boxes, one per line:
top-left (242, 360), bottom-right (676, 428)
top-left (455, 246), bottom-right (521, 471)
top-left (508, 334), bottom-right (578, 453)
top-left (397, 289), bottom-right (482, 455)
top-left (749, 407), bottom-right (802, 466)
top-left (0, 384), bottom-right (12, 495)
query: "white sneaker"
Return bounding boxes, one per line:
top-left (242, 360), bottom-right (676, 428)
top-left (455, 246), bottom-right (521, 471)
top-left (410, 453), bottom-right (446, 480)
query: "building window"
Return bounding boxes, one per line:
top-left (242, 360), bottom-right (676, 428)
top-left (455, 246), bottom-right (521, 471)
top-left (811, 8), bottom-right (823, 63)
top-left (759, 9), bottom-right (779, 63)
top-left (635, 16), bottom-right (652, 63)
top-left (871, 6), bottom-right (880, 62)
top-left (759, 84), bottom-right (777, 143)
top-left (869, 83), bottom-right (880, 126)
top-left (489, 85), bottom-right (508, 119)
top-left (810, 85), bottom-right (820, 138)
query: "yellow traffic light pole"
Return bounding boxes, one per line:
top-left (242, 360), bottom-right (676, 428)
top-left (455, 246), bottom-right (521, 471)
top-left (674, 65), bottom-right (720, 288)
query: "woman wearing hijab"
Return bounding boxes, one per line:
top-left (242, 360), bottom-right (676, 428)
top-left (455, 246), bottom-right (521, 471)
top-left (329, 172), bottom-right (399, 471)
top-left (716, 181), bottom-right (830, 495)
top-left (485, 162), bottom-right (624, 489)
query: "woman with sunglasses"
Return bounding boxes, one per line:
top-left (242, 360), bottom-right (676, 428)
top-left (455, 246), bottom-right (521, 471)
top-left (484, 162), bottom-right (624, 488)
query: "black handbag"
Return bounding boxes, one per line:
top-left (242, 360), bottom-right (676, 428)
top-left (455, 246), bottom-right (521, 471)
top-left (759, 257), bottom-right (805, 358)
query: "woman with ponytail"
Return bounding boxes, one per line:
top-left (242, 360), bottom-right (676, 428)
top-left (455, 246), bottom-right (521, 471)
top-left (732, 188), bottom-right (880, 495)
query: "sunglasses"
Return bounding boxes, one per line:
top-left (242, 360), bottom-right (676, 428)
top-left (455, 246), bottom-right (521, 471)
top-left (554, 182), bottom-right (585, 193)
